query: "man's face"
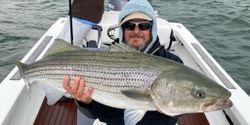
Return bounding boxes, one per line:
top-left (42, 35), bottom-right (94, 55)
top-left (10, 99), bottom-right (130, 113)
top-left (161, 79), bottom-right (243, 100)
top-left (122, 19), bottom-right (152, 51)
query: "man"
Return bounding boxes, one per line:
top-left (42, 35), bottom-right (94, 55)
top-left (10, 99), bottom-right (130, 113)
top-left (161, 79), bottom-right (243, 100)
top-left (64, 0), bottom-right (182, 124)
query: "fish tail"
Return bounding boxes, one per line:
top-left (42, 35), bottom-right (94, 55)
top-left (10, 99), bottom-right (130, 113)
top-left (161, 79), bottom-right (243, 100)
top-left (16, 61), bottom-right (31, 99)
top-left (16, 60), bottom-right (28, 77)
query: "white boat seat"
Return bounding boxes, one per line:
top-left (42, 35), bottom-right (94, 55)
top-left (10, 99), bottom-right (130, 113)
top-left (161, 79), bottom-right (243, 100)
top-left (156, 18), bottom-right (174, 49)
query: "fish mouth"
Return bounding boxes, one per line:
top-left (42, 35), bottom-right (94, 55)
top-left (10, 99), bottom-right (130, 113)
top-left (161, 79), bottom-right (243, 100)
top-left (202, 99), bottom-right (233, 112)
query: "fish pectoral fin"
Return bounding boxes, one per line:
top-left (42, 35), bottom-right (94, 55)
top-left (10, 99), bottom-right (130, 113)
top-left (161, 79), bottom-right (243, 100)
top-left (124, 109), bottom-right (147, 125)
top-left (121, 89), bottom-right (151, 101)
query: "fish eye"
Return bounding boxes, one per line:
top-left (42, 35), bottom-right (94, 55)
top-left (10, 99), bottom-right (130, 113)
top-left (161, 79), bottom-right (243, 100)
top-left (191, 89), bottom-right (206, 99)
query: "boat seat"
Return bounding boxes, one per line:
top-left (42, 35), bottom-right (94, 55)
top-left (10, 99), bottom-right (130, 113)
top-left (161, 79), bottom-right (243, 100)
top-left (156, 18), bottom-right (175, 49)
top-left (84, 25), bottom-right (102, 48)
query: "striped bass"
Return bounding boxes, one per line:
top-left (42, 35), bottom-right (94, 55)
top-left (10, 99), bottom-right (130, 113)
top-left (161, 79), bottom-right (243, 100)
top-left (16, 39), bottom-right (232, 116)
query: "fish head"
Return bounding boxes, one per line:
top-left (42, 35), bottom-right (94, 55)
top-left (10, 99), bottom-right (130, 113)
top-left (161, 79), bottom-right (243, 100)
top-left (150, 69), bottom-right (232, 116)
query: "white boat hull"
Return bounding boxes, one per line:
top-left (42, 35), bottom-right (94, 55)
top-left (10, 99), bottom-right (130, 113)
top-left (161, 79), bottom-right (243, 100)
top-left (0, 11), bottom-right (250, 125)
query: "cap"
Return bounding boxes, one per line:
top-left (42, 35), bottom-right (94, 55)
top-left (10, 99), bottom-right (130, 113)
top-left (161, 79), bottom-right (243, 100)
top-left (120, 12), bottom-right (152, 25)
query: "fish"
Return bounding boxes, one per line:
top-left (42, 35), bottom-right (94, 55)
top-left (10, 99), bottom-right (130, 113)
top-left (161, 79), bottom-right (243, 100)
top-left (16, 38), bottom-right (232, 117)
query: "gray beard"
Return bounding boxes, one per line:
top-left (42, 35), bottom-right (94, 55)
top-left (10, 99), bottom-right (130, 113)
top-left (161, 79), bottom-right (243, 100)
top-left (127, 43), bottom-right (147, 52)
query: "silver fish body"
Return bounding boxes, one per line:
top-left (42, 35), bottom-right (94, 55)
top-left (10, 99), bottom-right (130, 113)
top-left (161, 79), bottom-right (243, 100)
top-left (17, 39), bottom-right (232, 116)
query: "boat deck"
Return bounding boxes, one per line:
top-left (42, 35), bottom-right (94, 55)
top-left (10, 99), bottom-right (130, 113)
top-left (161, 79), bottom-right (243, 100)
top-left (34, 99), bottom-right (77, 125)
top-left (34, 98), bottom-right (209, 125)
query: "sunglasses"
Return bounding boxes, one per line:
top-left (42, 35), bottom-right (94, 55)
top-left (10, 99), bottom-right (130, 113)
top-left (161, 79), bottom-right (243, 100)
top-left (122, 21), bottom-right (152, 31)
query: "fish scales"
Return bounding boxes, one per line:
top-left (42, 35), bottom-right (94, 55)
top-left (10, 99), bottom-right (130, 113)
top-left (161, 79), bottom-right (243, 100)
top-left (22, 51), bottom-right (160, 94)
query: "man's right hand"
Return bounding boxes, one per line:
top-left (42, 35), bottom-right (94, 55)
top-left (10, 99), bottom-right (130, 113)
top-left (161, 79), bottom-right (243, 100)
top-left (63, 76), bottom-right (93, 104)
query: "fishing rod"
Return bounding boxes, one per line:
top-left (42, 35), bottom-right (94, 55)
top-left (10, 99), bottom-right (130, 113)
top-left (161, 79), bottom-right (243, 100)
top-left (68, 0), bottom-right (73, 44)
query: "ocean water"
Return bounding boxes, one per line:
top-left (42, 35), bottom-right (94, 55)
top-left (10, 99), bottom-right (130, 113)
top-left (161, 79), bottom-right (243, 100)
top-left (0, 0), bottom-right (249, 94)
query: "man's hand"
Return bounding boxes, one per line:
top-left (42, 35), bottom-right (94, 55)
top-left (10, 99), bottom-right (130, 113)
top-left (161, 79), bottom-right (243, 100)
top-left (63, 76), bottom-right (93, 104)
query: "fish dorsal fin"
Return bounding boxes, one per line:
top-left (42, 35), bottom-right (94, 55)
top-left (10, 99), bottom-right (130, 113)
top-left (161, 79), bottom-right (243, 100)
top-left (121, 89), bottom-right (151, 101)
top-left (110, 42), bottom-right (139, 52)
top-left (44, 38), bottom-right (83, 57)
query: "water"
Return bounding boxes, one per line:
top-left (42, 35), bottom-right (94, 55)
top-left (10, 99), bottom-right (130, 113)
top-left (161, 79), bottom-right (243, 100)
top-left (0, 0), bottom-right (249, 94)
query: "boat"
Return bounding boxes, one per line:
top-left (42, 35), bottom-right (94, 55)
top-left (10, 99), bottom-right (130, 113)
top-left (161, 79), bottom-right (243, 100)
top-left (0, 10), bottom-right (250, 125)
